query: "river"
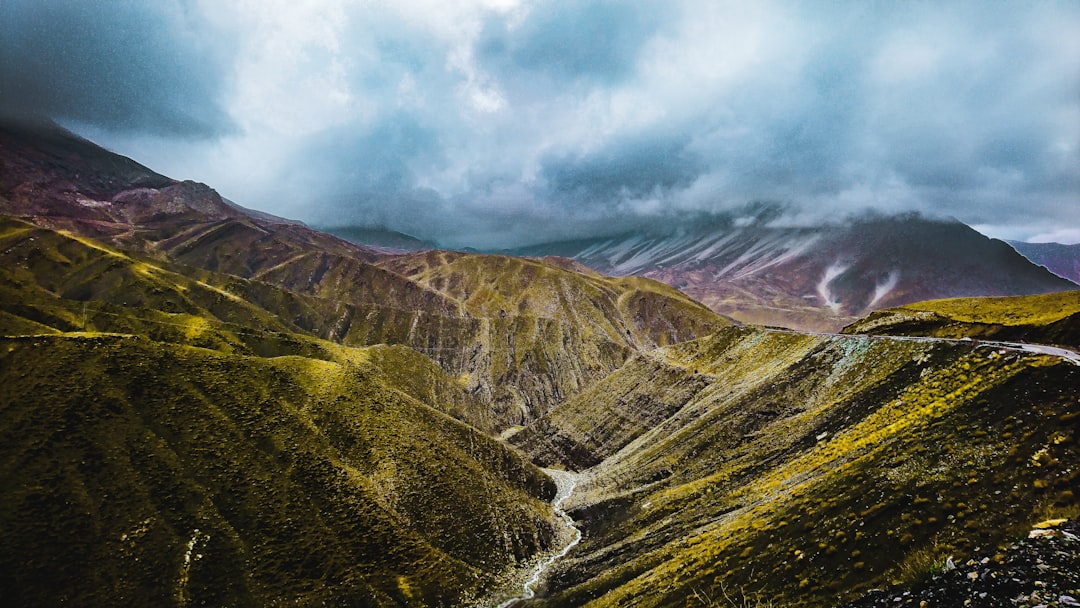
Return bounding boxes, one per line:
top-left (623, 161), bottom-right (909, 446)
top-left (497, 468), bottom-right (582, 607)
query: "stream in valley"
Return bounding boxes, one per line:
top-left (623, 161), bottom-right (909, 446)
top-left (497, 468), bottom-right (581, 607)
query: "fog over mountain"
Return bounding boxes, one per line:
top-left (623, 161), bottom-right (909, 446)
top-left (2, 0), bottom-right (1078, 248)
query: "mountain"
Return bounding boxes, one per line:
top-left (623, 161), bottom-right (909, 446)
top-left (1009, 240), bottom-right (1080, 284)
top-left (509, 321), bottom-right (1080, 606)
top-left (516, 216), bottom-right (1078, 332)
top-left (0, 219), bottom-right (565, 605)
top-left (0, 117), bottom-right (730, 428)
top-left (323, 225), bottom-right (435, 252)
top-left (2, 118), bottom-right (1078, 607)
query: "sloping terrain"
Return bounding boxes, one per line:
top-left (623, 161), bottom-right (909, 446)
top-left (517, 216), bottom-right (1077, 332)
top-left (3, 118), bottom-right (1078, 607)
top-left (1010, 241), bottom-right (1080, 284)
top-left (511, 325), bottom-right (1080, 606)
top-left (842, 519), bottom-right (1079, 608)
top-left (844, 291), bottom-right (1080, 350)
top-left (324, 225), bottom-right (436, 252)
top-left (0, 333), bottom-right (560, 606)
top-left (0, 216), bottom-right (568, 605)
top-left (0, 119), bottom-right (729, 428)
top-left (377, 250), bottom-right (725, 422)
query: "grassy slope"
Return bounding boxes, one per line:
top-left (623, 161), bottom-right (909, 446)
top-left (515, 327), bottom-right (1080, 607)
top-left (1, 214), bottom-right (729, 429)
top-left (0, 215), bottom-right (508, 431)
top-left (377, 250), bottom-right (730, 423)
top-left (2, 117), bottom-right (730, 428)
top-left (0, 333), bottom-right (558, 606)
top-left (0, 218), bottom-right (571, 605)
top-left (843, 291), bottom-right (1080, 349)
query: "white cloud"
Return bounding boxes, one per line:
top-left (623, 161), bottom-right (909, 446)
top-left (19, 0), bottom-right (1079, 247)
top-left (1028, 229), bottom-right (1080, 245)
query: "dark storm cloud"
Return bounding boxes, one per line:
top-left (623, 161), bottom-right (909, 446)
top-left (0, 0), bottom-right (234, 137)
top-left (541, 135), bottom-right (704, 201)
top-left (285, 111), bottom-right (451, 230)
top-left (11, 1), bottom-right (1077, 245)
top-left (477, 0), bottom-right (668, 84)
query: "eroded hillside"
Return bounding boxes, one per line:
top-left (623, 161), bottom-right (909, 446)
top-left (512, 326), bottom-right (1080, 606)
top-left (0, 121), bottom-right (730, 428)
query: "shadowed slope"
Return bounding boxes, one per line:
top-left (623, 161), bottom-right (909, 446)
top-left (1009, 241), bottom-right (1080, 284)
top-left (0, 332), bottom-right (559, 607)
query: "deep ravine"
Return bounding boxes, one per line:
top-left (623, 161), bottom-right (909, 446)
top-left (497, 468), bottom-right (581, 607)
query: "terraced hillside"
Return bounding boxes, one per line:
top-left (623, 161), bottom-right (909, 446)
top-left (844, 291), bottom-right (1080, 350)
top-left (511, 325), bottom-right (1080, 606)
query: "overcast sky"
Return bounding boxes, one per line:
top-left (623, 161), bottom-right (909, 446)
top-left (2, 0), bottom-right (1078, 247)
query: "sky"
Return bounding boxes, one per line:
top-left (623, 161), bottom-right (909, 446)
top-left (1, 0), bottom-right (1078, 248)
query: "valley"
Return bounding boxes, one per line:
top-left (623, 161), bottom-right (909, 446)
top-left (1, 120), bottom-right (1078, 606)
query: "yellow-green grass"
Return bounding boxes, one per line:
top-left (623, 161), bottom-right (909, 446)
top-left (0, 332), bottom-right (558, 606)
top-left (518, 327), bottom-right (1080, 607)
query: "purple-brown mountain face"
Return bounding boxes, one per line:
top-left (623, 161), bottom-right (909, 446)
top-left (0, 117), bottom-right (382, 265)
top-left (518, 217), bottom-right (1079, 332)
top-left (1009, 240), bottom-right (1080, 284)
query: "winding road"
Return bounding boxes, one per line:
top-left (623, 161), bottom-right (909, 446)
top-left (759, 327), bottom-right (1080, 366)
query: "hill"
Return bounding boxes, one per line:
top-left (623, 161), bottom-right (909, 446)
top-left (509, 325), bottom-right (1080, 606)
top-left (1009, 240), bottom-right (1080, 284)
top-left (0, 118), bottom-right (730, 428)
top-left (843, 291), bottom-right (1080, 350)
top-left (0, 331), bottom-right (564, 606)
top-left (3, 118), bottom-right (1078, 607)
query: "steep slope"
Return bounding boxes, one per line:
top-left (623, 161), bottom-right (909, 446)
top-left (0, 332), bottom-right (559, 606)
top-left (844, 291), bottom-right (1080, 350)
top-left (377, 250), bottom-right (729, 422)
top-left (517, 215), bottom-right (1076, 332)
top-left (0, 216), bottom-right (518, 434)
top-left (511, 326), bottom-right (1080, 607)
top-left (1009, 240), bottom-right (1080, 284)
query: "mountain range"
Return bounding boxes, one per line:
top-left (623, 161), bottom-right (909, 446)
top-left (1, 118), bottom-right (1078, 607)
top-left (514, 216), bottom-right (1077, 332)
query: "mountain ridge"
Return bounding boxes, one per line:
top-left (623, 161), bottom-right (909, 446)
top-left (0, 119), bottom-right (730, 429)
top-left (515, 216), bottom-right (1077, 332)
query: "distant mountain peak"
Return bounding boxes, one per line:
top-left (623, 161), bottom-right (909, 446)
top-left (516, 214), bottom-right (1077, 332)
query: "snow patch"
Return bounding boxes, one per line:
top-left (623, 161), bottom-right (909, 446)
top-left (867, 270), bottom-right (900, 308)
top-left (76, 196), bottom-right (111, 208)
top-left (817, 262), bottom-right (849, 313)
